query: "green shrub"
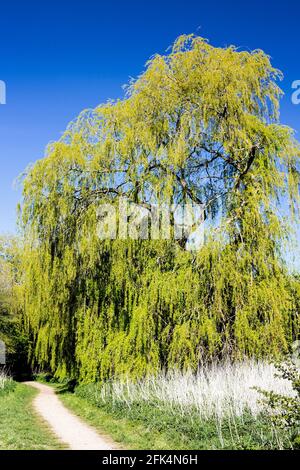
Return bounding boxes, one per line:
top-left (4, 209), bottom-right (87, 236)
top-left (257, 361), bottom-right (300, 448)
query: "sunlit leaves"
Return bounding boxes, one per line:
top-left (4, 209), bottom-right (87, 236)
top-left (19, 35), bottom-right (300, 381)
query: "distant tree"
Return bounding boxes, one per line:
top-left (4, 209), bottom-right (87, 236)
top-left (0, 236), bottom-right (17, 339)
top-left (0, 236), bottom-right (28, 377)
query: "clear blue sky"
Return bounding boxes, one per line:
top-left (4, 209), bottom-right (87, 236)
top-left (1, 0), bottom-right (299, 252)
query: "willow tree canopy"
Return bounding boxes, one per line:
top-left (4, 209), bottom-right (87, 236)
top-left (20, 35), bottom-right (300, 381)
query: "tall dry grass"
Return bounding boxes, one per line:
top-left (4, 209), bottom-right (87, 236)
top-left (0, 370), bottom-right (12, 391)
top-left (96, 360), bottom-right (295, 420)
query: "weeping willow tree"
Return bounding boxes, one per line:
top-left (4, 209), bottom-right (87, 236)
top-left (20, 35), bottom-right (300, 381)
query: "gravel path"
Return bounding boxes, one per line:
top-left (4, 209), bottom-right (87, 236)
top-left (24, 381), bottom-right (115, 450)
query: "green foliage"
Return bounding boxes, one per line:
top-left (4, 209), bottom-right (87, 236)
top-left (0, 236), bottom-right (16, 341)
top-left (0, 236), bottom-right (29, 377)
top-left (19, 35), bottom-right (300, 381)
top-left (257, 361), bottom-right (300, 448)
top-left (33, 371), bottom-right (55, 383)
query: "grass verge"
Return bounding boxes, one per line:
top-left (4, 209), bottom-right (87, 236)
top-left (0, 382), bottom-right (64, 450)
top-left (59, 388), bottom-right (284, 450)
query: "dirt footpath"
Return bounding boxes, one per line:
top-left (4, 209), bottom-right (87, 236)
top-left (24, 381), bottom-right (116, 450)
